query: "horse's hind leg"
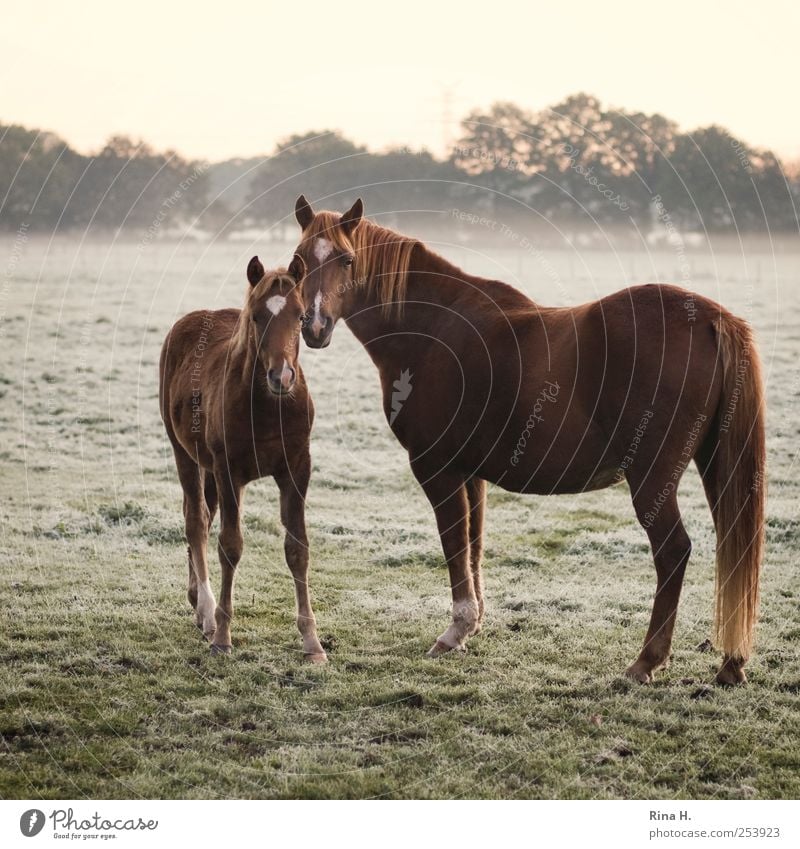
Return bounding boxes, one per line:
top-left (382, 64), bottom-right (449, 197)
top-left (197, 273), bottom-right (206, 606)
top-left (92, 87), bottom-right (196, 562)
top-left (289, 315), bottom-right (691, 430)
top-left (465, 476), bottom-right (486, 633)
top-left (275, 455), bottom-right (326, 663)
top-left (174, 448), bottom-right (216, 641)
top-left (626, 487), bottom-right (692, 683)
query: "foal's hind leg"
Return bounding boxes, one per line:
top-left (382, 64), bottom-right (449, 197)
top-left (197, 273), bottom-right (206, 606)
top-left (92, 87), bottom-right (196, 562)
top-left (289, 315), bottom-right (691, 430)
top-left (465, 476), bottom-right (487, 633)
top-left (626, 489), bottom-right (692, 683)
top-left (275, 455), bottom-right (326, 663)
top-left (212, 469), bottom-right (244, 655)
top-left (187, 476), bottom-right (218, 612)
top-left (174, 449), bottom-right (216, 641)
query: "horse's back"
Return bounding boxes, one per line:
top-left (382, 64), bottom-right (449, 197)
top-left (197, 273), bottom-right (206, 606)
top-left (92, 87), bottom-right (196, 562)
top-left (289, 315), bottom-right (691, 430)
top-left (468, 283), bottom-right (727, 493)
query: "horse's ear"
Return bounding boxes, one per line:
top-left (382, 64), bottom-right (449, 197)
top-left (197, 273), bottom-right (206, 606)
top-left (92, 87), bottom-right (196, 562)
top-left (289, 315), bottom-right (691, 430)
top-left (340, 198), bottom-right (363, 236)
top-left (288, 253), bottom-right (306, 283)
top-left (247, 256), bottom-right (265, 286)
top-left (295, 195), bottom-right (315, 230)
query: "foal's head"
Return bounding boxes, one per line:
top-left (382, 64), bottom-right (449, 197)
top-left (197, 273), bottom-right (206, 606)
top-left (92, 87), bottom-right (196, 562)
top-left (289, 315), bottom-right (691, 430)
top-left (243, 255), bottom-right (306, 395)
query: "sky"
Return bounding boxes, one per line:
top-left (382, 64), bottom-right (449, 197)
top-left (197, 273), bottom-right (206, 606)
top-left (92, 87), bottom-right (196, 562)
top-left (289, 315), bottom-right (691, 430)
top-left (1, 1), bottom-right (798, 163)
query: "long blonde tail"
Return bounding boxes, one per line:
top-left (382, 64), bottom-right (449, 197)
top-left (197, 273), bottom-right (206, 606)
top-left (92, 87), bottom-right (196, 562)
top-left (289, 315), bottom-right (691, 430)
top-left (712, 314), bottom-right (766, 661)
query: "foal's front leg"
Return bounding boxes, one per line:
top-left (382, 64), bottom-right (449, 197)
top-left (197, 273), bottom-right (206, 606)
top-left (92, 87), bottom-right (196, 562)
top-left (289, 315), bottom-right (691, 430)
top-left (275, 456), bottom-right (326, 663)
top-left (411, 460), bottom-right (480, 656)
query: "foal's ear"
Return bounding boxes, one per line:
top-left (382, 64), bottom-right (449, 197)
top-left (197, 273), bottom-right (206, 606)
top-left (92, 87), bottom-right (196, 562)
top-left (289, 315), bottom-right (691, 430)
top-left (340, 198), bottom-right (363, 236)
top-left (295, 194), bottom-right (315, 231)
top-left (288, 253), bottom-right (306, 283)
top-left (247, 256), bottom-right (265, 286)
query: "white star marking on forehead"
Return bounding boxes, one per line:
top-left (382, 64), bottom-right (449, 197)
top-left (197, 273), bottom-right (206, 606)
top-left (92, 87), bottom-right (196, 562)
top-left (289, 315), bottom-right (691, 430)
top-left (314, 237), bottom-right (333, 263)
top-left (266, 295), bottom-right (287, 316)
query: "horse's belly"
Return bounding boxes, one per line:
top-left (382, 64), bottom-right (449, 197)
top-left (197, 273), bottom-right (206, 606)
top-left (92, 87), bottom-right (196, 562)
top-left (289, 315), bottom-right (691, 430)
top-left (476, 414), bottom-right (620, 495)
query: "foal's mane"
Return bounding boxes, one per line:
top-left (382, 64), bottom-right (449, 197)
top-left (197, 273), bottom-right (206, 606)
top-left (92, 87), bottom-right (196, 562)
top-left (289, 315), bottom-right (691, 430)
top-left (303, 212), bottom-right (417, 315)
top-left (233, 269), bottom-right (298, 354)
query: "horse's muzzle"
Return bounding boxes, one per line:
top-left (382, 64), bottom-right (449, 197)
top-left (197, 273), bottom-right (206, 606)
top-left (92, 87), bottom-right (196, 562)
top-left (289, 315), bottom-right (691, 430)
top-left (302, 318), bottom-right (333, 348)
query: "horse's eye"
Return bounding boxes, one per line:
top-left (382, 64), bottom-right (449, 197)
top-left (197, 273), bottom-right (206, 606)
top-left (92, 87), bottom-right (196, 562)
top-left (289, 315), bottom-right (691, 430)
top-left (341, 255), bottom-right (354, 267)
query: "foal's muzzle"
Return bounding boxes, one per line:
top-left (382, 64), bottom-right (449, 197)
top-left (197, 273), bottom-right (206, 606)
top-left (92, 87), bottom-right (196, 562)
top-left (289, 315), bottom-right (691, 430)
top-left (267, 365), bottom-right (296, 395)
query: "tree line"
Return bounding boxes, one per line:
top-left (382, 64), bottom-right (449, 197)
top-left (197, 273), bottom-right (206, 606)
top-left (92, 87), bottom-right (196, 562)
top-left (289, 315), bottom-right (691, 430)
top-left (1, 93), bottom-right (797, 236)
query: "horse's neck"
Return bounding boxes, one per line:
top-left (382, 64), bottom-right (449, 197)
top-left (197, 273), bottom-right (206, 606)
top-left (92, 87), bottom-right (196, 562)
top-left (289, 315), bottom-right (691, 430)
top-left (344, 242), bottom-right (533, 350)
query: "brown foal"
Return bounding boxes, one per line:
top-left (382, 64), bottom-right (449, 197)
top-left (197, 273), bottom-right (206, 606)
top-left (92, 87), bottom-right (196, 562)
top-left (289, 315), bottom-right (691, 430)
top-left (292, 195), bottom-right (765, 685)
top-left (159, 255), bottom-right (326, 661)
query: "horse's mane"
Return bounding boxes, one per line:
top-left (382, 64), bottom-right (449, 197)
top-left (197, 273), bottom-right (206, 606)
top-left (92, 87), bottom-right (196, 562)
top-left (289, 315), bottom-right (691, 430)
top-left (302, 212), bottom-right (417, 315)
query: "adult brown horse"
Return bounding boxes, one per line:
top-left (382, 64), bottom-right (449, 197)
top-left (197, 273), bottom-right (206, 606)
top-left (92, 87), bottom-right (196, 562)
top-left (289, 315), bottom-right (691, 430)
top-left (159, 255), bottom-right (327, 661)
top-left (293, 195), bottom-right (765, 685)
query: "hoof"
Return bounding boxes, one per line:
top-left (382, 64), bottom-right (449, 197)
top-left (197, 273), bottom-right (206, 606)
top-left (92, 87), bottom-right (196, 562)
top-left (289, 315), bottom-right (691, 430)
top-left (624, 663), bottom-right (654, 684)
top-left (716, 658), bottom-right (747, 686)
top-left (426, 639), bottom-right (464, 658)
top-left (304, 652), bottom-right (328, 664)
top-left (210, 643), bottom-right (232, 656)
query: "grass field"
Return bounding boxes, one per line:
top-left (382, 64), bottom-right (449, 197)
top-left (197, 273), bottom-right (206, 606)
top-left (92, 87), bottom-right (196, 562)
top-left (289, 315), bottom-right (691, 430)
top-left (1, 234), bottom-right (799, 799)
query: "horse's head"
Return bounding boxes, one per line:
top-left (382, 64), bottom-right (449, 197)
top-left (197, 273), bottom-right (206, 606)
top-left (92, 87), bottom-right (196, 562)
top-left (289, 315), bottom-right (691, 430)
top-left (293, 194), bottom-right (363, 348)
top-left (244, 254), bottom-right (306, 395)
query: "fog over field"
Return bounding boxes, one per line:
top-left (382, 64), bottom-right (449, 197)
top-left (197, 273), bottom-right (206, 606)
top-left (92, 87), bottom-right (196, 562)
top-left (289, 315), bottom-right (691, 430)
top-left (0, 227), bottom-right (797, 799)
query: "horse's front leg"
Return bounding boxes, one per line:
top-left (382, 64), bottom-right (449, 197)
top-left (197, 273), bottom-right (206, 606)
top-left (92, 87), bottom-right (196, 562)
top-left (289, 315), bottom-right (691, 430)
top-left (411, 459), bottom-right (479, 656)
top-left (465, 476), bottom-right (487, 633)
top-left (275, 454), bottom-right (326, 663)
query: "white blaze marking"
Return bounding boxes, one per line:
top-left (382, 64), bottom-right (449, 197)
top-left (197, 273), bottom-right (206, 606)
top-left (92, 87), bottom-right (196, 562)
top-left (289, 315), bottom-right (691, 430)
top-left (266, 295), bottom-right (287, 316)
top-left (314, 237), bottom-right (333, 263)
top-left (311, 291), bottom-right (325, 336)
top-left (280, 359), bottom-right (293, 389)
